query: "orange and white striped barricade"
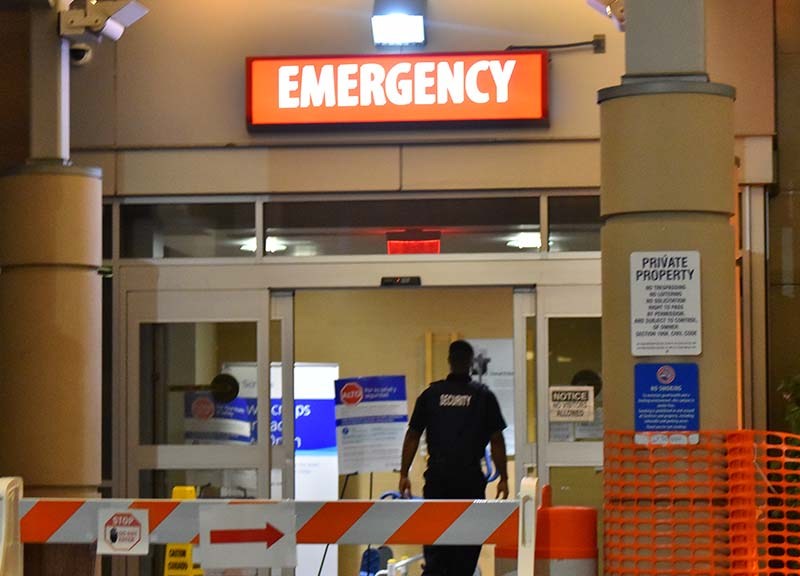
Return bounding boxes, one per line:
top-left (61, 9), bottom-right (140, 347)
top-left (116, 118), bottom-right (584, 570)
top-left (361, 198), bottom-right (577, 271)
top-left (15, 496), bottom-right (531, 570)
top-left (18, 498), bottom-right (520, 548)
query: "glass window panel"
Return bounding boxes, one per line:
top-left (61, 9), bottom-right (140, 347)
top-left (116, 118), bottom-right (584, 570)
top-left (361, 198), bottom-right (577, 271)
top-left (264, 197), bottom-right (541, 256)
top-left (548, 196), bottom-right (601, 252)
top-left (548, 317), bottom-right (602, 442)
top-left (139, 322), bottom-right (257, 445)
top-left (121, 203), bottom-right (255, 258)
top-left (102, 203), bottom-right (112, 260)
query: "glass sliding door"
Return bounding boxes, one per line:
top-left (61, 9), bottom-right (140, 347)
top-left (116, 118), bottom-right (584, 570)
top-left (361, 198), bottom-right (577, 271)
top-left (125, 290), bottom-right (270, 575)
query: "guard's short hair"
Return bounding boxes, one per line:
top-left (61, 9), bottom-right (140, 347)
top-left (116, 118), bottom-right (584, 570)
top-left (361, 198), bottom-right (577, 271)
top-left (448, 340), bottom-right (474, 366)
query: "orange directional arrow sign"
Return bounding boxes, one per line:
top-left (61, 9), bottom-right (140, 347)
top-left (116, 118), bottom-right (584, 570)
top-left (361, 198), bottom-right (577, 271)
top-left (210, 523), bottom-right (284, 548)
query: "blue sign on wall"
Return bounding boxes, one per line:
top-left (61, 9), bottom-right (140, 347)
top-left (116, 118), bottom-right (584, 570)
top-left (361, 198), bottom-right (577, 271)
top-left (634, 363), bottom-right (699, 432)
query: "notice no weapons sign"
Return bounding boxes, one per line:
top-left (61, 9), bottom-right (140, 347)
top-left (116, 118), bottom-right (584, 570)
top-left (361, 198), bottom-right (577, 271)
top-left (630, 251), bottom-right (701, 357)
top-left (549, 386), bottom-right (595, 422)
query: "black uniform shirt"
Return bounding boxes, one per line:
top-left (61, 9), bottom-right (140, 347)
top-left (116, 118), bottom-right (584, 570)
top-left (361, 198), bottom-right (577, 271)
top-left (408, 374), bottom-right (507, 471)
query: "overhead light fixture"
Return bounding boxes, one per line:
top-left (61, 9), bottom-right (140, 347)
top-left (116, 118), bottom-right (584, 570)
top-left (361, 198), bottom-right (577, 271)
top-left (586, 0), bottom-right (625, 31)
top-left (60, 0), bottom-right (149, 42)
top-left (506, 232), bottom-right (542, 250)
top-left (372, 0), bottom-right (426, 47)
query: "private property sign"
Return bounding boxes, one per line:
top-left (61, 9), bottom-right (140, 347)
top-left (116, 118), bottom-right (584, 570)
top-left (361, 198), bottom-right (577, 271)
top-left (247, 51), bottom-right (548, 127)
top-left (630, 251), bottom-right (702, 356)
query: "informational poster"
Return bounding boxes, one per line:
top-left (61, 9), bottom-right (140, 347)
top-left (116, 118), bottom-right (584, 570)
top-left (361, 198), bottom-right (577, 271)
top-left (334, 375), bottom-right (407, 475)
top-left (634, 363), bottom-right (699, 446)
top-left (469, 339), bottom-right (516, 455)
top-left (630, 251), bottom-right (702, 356)
top-left (548, 386), bottom-right (595, 422)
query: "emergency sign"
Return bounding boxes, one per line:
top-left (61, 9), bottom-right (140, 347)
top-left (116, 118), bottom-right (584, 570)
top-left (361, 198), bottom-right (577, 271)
top-left (247, 51), bottom-right (548, 126)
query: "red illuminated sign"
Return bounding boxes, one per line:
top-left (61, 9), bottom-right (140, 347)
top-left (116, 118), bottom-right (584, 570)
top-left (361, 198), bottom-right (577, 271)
top-left (247, 51), bottom-right (548, 127)
top-left (386, 240), bottom-right (441, 255)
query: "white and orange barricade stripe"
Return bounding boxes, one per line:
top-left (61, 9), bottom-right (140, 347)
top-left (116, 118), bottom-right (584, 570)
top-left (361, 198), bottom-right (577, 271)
top-left (18, 498), bottom-right (520, 548)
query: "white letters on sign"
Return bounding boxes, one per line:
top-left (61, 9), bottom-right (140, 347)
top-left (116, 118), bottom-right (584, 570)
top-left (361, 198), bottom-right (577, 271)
top-left (277, 59), bottom-right (517, 109)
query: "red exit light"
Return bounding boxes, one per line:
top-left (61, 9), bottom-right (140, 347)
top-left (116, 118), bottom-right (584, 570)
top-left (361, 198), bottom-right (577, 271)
top-left (386, 239), bottom-right (441, 255)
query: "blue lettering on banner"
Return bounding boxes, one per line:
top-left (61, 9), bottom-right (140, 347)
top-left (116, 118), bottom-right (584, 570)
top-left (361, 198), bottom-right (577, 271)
top-left (270, 399), bottom-right (337, 452)
top-left (634, 363), bottom-right (699, 432)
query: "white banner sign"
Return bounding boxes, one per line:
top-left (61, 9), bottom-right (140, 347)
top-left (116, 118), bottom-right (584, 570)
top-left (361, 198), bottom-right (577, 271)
top-left (630, 251), bottom-right (702, 356)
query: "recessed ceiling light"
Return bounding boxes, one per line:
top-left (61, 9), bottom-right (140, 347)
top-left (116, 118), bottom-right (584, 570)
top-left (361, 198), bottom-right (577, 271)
top-left (506, 232), bottom-right (542, 249)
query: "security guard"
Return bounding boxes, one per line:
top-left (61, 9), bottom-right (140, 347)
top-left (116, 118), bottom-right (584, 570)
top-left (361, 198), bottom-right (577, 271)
top-left (399, 339), bottom-right (509, 576)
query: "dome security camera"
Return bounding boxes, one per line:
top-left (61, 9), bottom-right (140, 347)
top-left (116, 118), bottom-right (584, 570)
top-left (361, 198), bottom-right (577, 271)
top-left (69, 43), bottom-right (93, 66)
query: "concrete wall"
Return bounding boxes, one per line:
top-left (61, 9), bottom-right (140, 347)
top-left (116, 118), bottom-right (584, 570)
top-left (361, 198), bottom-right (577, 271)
top-left (62, 0), bottom-right (774, 197)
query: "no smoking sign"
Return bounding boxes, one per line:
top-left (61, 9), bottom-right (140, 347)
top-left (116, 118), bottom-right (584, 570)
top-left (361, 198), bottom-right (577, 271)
top-left (97, 509), bottom-right (150, 556)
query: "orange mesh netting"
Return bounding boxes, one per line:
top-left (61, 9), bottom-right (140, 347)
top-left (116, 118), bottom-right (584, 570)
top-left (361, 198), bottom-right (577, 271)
top-left (605, 430), bottom-right (800, 576)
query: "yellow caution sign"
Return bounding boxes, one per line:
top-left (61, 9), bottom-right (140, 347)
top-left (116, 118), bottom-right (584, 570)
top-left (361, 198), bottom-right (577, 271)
top-left (164, 486), bottom-right (203, 576)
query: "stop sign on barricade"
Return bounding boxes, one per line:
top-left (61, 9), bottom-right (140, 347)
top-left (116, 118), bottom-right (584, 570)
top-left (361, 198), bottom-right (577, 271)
top-left (97, 510), bottom-right (149, 556)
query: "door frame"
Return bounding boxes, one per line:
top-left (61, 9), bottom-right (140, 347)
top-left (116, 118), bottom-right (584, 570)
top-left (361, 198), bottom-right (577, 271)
top-left (117, 256), bottom-right (601, 500)
top-left (123, 289), bottom-right (272, 499)
top-left (535, 285), bottom-right (603, 485)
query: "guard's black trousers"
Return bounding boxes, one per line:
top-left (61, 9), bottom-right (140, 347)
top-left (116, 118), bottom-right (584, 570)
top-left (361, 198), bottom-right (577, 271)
top-left (422, 466), bottom-right (487, 576)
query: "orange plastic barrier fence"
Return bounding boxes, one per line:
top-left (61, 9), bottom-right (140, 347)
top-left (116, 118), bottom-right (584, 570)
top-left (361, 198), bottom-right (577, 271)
top-left (605, 430), bottom-right (800, 576)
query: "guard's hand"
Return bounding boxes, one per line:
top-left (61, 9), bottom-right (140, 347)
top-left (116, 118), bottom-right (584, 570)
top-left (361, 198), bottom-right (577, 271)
top-left (399, 474), bottom-right (412, 498)
top-left (496, 478), bottom-right (509, 500)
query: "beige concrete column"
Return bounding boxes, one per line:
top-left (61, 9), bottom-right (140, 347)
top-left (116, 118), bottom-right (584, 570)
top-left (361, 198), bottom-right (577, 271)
top-left (0, 163), bottom-right (102, 573)
top-left (599, 2), bottom-right (739, 574)
top-left (600, 87), bottom-right (738, 430)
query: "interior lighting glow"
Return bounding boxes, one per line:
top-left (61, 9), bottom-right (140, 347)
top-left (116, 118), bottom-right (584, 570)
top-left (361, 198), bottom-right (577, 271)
top-left (240, 237), bottom-right (257, 252)
top-left (371, 13), bottom-right (425, 46)
top-left (265, 236), bottom-right (288, 253)
top-left (506, 232), bottom-right (542, 249)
